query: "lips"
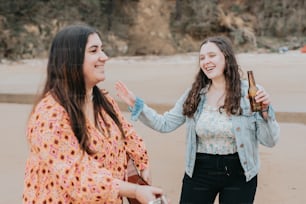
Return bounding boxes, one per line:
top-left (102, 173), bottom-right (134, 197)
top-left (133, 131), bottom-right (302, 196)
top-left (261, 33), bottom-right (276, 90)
top-left (205, 66), bottom-right (214, 71)
top-left (95, 65), bottom-right (104, 69)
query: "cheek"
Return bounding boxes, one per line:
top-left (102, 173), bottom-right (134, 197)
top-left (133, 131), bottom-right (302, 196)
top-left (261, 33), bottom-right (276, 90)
top-left (217, 57), bottom-right (226, 70)
top-left (83, 64), bottom-right (94, 81)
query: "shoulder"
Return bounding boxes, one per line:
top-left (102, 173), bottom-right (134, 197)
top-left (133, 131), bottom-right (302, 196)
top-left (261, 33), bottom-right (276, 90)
top-left (240, 79), bottom-right (265, 92)
top-left (177, 88), bottom-right (192, 103)
top-left (31, 93), bottom-right (67, 121)
top-left (98, 88), bottom-right (121, 111)
top-left (240, 79), bottom-right (248, 89)
top-left (99, 88), bottom-right (115, 103)
top-left (240, 80), bottom-right (249, 97)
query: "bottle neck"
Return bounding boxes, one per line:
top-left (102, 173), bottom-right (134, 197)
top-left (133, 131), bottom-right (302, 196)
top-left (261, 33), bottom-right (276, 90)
top-left (247, 71), bottom-right (256, 86)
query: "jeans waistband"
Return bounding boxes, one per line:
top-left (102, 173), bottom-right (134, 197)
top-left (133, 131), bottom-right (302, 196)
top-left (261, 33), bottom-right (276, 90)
top-left (195, 152), bottom-right (242, 175)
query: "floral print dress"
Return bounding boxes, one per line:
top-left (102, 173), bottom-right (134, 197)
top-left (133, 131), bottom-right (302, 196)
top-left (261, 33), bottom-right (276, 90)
top-left (23, 92), bottom-right (148, 204)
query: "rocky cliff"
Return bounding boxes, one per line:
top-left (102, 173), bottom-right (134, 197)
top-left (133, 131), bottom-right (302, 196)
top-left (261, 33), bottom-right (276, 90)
top-left (0, 0), bottom-right (305, 60)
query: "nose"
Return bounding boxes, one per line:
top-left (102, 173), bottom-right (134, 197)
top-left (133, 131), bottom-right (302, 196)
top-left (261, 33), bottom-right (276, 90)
top-left (203, 56), bottom-right (211, 64)
top-left (99, 52), bottom-right (109, 61)
top-left (203, 58), bottom-right (212, 68)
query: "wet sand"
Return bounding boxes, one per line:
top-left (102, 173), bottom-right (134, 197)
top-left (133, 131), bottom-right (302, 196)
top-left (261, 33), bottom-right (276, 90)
top-left (1, 51), bottom-right (306, 203)
top-left (1, 103), bottom-right (306, 203)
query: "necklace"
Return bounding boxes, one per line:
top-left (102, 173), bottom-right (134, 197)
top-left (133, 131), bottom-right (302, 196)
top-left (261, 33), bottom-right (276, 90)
top-left (216, 92), bottom-right (225, 107)
top-left (206, 90), bottom-right (225, 107)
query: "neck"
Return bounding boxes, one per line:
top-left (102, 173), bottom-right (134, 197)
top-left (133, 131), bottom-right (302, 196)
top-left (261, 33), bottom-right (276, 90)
top-left (210, 79), bottom-right (226, 92)
top-left (86, 88), bottom-right (93, 101)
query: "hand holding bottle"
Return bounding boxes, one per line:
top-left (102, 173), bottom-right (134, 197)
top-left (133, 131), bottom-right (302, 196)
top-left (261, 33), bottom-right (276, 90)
top-left (254, 88), bottom-right (270, 110)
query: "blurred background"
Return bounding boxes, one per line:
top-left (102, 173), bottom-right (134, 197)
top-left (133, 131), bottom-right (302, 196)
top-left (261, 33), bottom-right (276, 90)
top-left (0, 0), bottom-right (306, 61)
top-left (1, 1), bottom-right (306, 203)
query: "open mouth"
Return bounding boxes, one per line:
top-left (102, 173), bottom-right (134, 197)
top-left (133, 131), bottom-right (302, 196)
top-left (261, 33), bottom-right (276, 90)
top-left (206, 66), bottom-right (214, 71)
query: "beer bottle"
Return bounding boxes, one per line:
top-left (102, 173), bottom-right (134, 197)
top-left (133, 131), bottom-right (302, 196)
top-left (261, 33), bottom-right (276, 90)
top-left (247, 71), bottom-right (262, 112)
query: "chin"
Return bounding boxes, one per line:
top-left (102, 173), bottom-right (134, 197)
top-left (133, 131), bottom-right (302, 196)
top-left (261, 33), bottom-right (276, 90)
top-left (205, 74), bottom-right (214, 79)
top-left (98, 77), bottom-right (105, 82)
top-left (98, 75), bottom-right (105, 80)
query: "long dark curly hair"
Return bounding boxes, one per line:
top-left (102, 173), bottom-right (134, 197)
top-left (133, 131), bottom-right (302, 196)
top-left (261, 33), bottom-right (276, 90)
top-left (183, 36), bottom-right (242, 117)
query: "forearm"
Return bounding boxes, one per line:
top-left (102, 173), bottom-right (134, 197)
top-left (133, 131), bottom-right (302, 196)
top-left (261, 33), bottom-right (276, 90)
top-left (116, 179), bottom-right (138, 199)
top-left (257, 106), bottom-right (280, 147)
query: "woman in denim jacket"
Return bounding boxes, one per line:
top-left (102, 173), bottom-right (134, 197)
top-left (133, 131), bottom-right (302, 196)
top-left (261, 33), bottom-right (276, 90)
top-left (115, 36), bottom-right (280, 204)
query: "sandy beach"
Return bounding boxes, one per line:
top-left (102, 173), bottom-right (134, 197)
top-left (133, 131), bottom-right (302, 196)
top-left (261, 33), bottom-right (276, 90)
top-left (0, 51), bottom-right (306, 203)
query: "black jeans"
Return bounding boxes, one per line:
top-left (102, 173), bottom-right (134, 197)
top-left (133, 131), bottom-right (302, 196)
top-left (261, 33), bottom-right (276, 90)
top-left (179, 153), bottom-right (257, 204)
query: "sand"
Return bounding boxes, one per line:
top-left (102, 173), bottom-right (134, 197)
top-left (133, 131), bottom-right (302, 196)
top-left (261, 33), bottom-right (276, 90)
top-left (0, 51), bottom-right (306, 203)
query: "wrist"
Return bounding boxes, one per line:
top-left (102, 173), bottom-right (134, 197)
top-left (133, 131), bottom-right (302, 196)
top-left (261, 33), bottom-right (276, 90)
top-left (127, 97), bottom-right (137, 112)
top-left (130, 98), bottom-right (136, 108)
top-left (261, 106), bottom-right (269, 113)
top-left (134, 184), bottom-right (139, 199)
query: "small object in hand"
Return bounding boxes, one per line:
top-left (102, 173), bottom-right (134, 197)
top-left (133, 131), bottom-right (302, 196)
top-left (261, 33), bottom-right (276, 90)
top-left (148, 195), bottom-right (169, 204)
top-left (247, 70), bottom-right (262, 112)
top-left (126, 157), bottom-right (148, 204)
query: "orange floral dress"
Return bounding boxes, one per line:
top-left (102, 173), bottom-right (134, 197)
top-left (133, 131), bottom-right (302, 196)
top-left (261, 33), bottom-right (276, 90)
top-left (23, 92), bottom-right (149, 204)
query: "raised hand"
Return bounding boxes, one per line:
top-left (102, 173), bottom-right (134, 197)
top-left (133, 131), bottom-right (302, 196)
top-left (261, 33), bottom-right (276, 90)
top-left (115, 81), bottom-right (137, 108)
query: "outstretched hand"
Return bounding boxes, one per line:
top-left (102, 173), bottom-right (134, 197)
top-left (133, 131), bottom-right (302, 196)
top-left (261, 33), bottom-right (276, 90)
top-left (115, 81), bottom-right (137, 108)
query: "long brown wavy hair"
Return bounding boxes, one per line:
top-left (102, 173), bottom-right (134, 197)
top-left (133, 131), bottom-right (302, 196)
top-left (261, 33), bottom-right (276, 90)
top-left (33, 25), bottom-right (125, 154)
top-left (183, 36), bottom-right (242, 117)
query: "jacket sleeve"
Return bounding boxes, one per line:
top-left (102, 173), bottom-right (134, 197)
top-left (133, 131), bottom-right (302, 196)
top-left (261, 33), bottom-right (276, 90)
top-left (255, 105), bottom-right (280, 147)
top-left (129, 89), bottom-right (189, 133)
top-left (253, 83), bottom-right (280, 147)
top-left (28, 102), bottom-right (120, 203)
top-left (240, 81), bottom-right (280, 147)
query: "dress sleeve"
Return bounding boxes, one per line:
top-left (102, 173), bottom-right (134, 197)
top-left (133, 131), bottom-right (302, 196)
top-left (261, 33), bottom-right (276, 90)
top-left (105, 93), bottom-right (149, 171)
top-left (28, 101), bottom-right (120, 203)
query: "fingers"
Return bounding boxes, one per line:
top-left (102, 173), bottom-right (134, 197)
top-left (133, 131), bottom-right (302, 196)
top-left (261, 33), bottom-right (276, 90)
top-left (150, 186), bottom-right (163, 196)
top-left (255, 89), bottom-right (270, 105)
top-left (115, 81), bottom-right (125, 93)
top-left (115, 81), bottom-right (127, 98)
top-left (137, 185), bottom-right (163, 204)
top-left (114, 81), bottom-right (137, 107)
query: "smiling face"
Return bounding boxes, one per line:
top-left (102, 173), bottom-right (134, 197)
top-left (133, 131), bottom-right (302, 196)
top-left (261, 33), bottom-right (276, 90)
top-left (83, 33), bottom-right (109, 89)
top-left (199, 41), bottom-right (226, 81)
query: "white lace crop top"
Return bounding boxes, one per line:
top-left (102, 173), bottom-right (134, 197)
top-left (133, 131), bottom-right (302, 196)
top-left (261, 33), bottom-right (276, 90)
top-left (195, 104), bottom-right (237, 155)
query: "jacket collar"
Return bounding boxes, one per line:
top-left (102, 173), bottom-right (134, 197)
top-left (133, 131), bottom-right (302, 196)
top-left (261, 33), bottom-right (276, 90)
top-left (199, 80), bottom-right (247, 97)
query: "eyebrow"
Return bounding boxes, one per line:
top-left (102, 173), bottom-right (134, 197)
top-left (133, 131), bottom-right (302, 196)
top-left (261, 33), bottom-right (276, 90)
top-left (87, 45), bottom-right (103, 49)
top-left (200, 51), bottom-right (216, 56)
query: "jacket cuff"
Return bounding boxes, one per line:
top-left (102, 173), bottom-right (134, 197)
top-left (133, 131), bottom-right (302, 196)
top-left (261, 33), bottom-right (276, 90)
top-left (130, 97), bottom-right (144, 121)
top-left (255, 105), bottom-right (276, 121)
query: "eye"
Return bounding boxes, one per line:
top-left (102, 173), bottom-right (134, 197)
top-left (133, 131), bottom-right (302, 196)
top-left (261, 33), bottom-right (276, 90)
top-left (208, 53), bottom-right (216, 58)
top-left (89, 48), bottom-right (98, 53)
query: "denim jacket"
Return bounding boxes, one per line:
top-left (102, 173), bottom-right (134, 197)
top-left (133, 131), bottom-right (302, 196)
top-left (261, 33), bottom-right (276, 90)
top-left (129, 80), bottom-right (280, 182)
